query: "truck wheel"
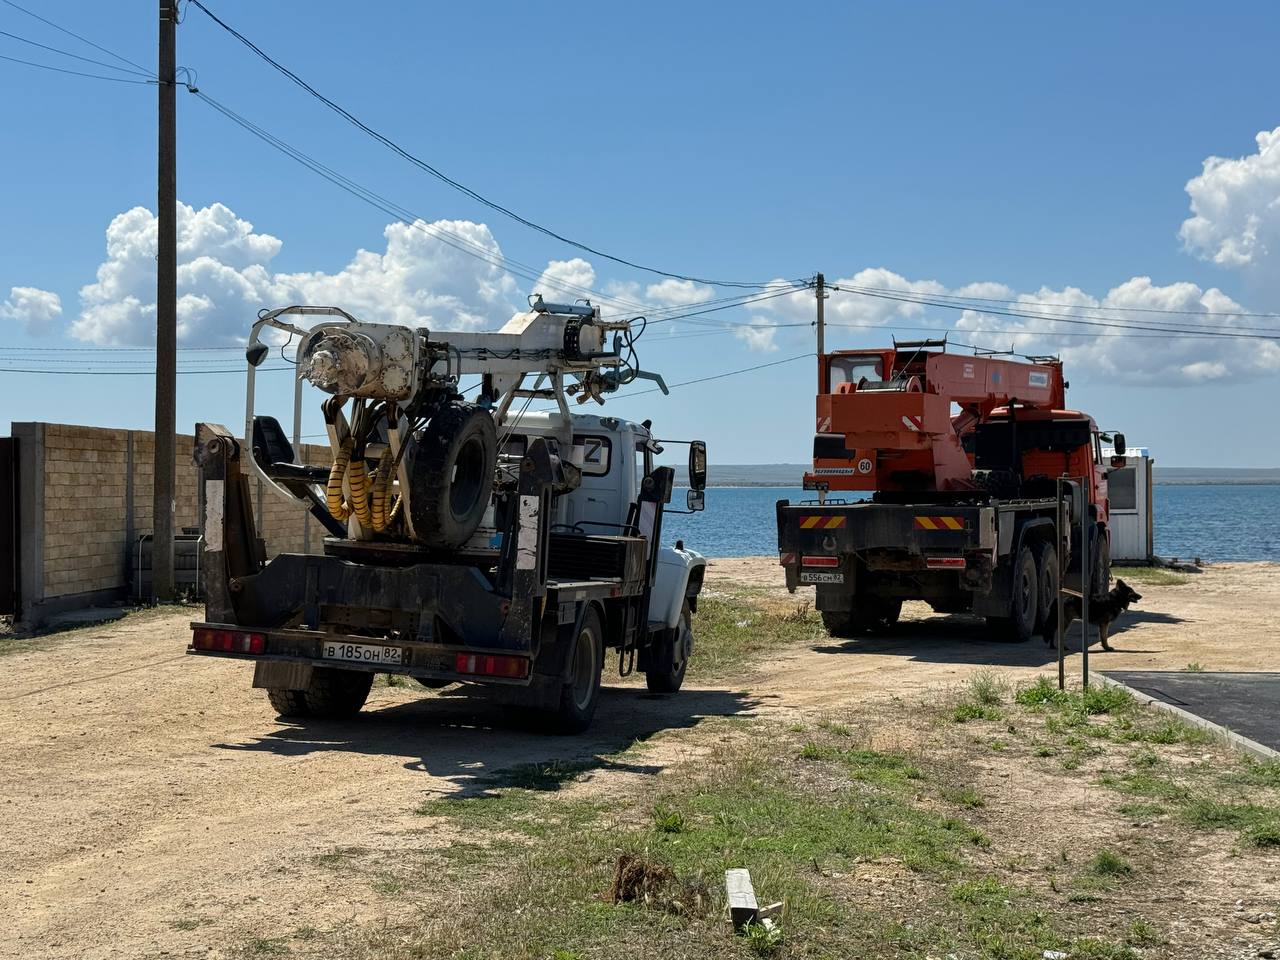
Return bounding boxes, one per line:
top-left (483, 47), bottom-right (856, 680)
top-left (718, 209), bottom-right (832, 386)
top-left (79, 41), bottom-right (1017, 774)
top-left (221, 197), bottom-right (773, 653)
top-left (267, 667), bottom-right (373, 720)
top-left (409, 401), bottom-right (497, 548)
top-left (988, 545), bottom-right (1038, 642)
top-left (1033, 541), bottom-right (1059, 637)
top-left (822, 598), bottom-right (901, 637)
top-left (552, 608), bottom-right (604, 734)
top-left (267, 688), bottom-right (310, 717)
top-left (645, 602), bottom-right (691, 694)
top-left (1093, 530), bottom-right (1111, 597)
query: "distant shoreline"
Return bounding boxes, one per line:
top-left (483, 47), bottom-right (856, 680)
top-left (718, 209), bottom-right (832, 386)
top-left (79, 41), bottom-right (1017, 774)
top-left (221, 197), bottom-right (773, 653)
top-left (692, 480), bottom-right (1280, 488)
top-left (677, 465), bottom-right (1280, 488)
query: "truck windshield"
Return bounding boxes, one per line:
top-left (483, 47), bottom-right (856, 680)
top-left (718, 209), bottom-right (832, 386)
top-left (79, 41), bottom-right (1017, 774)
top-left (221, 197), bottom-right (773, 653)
top-left (828, 356), bottom-right (883, 389)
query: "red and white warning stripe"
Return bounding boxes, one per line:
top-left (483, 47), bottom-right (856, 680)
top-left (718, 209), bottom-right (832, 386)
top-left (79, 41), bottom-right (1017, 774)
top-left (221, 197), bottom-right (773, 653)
top-left (901, 414), bottom-right (923, 432)
top-left (817, 415), bottom-right (831, 432)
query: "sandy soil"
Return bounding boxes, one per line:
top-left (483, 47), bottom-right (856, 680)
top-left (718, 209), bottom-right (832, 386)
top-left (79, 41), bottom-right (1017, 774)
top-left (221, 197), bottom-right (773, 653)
top-left (710, 557), bottom-right (1280, 703)
top-left (1, 560), bottom-right (1276, 958)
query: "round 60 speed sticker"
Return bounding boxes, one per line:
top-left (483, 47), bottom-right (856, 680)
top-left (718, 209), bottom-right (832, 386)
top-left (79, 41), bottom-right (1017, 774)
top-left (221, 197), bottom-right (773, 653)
top-left (857, 458), bottom-right (873, 474)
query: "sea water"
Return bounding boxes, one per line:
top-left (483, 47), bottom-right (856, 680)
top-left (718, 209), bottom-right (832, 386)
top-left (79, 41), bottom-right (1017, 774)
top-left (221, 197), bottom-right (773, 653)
top-left (661, 484), bottom-right (1280, 562)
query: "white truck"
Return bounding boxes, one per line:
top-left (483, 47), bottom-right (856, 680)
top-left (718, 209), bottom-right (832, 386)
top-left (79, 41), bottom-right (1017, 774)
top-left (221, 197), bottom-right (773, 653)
top-left (189, 301), bottom-right (708, 732)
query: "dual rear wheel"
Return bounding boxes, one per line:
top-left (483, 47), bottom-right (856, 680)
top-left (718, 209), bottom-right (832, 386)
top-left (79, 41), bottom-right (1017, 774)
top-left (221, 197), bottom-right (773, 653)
top-left (987, 543), bottom-right (1044, 642)
top-left (821, 598), bottom-right (902, 638)
top-left (266, 667), bottom-right (373, 719)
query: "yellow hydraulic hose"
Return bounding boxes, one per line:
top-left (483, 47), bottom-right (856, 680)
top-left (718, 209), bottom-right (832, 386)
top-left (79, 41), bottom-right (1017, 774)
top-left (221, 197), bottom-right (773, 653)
top-left (328, 434), bottom-right (399, 533)
top-left (348, 455), bottom-right (374, 528)
top-left (326, 437), bottom-right (373, 528)
top-left (370, 446), bottom-right (402, 532)
top-left (326, 438), bottom-right (353, 521)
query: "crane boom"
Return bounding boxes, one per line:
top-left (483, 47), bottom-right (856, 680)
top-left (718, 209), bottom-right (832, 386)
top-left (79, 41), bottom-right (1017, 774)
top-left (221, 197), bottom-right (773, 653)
top-left (808, 344), bottom-right (1068, 493)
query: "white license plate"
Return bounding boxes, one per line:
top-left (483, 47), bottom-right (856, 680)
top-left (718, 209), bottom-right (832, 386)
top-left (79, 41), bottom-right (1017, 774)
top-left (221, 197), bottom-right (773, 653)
top-left (800, 571), bottom-right (845, 584)
top-left (321, 641), bottom-right (404, 666)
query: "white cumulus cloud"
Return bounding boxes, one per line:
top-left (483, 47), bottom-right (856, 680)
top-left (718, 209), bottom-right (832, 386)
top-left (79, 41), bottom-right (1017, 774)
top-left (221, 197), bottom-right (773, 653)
top-left (25, 121), bottom-right (1280, 388)
top-left (1, 286), bottom-right (62, 335)
top-left (733, 316), bottom-right (780, 353)
top-left (1180, 126), bottom-right (1280, 270)
top-left (531, 258), bottom-right (597, 307)
top-left (69, 203), bottom-right (523, 346)
top-left (747, 267), bottom-right (1280, 384)
top-left (953, 276), bottom-right (1280, 384)
top-left (645, 278), bottom-right (714, 307)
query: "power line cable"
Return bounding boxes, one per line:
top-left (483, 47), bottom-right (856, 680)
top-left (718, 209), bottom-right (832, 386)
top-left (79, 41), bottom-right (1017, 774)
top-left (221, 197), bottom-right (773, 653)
top-left (0, 365), bottom-right (293, 376)
top-left (193, 90), bottom-right (808, 321)
top-left (193, 91), bottom-right (653, 311)
top-left (0, 50), bottom-right (152, 84)
top-left (0, 27), bottom-right (153, 77)
top-left (187, 0), bottom-right (797, 290)
top-left (0, 0), bottom-right (152, 75)
top-left (830, 283), bottom-right (1280, 336)
top-left (843, 281), bottom-right (1280, 320)
top-left (0, 350), bottom-right (245, 358)
top-left (824, 321), bottom-right (1265, 341)
top-left (568, 352), bottom-right (814, 405)
top-left (826, 285), bottom-right (1280, 341)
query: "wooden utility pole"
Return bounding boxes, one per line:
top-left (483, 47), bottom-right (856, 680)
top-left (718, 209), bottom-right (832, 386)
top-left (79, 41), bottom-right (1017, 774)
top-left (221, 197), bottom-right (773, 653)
top-left (814, 272), bottom-right (826, 395)
top-left (153, 0), bottom-right (178, 600)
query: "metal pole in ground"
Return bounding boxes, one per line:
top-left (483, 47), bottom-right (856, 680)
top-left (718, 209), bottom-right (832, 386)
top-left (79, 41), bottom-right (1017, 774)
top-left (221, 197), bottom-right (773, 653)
top-left (152, 0), bottom-right (178, 601)
top-left (1080, 475), bottom-right (1090, 688)
top-left (1057, 478), bottom-right (1066, 691)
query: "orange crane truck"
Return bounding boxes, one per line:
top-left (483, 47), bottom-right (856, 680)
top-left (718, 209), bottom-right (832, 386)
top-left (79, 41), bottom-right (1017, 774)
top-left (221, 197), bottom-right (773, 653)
top-left (776, 340), bottom-right (1121, 640)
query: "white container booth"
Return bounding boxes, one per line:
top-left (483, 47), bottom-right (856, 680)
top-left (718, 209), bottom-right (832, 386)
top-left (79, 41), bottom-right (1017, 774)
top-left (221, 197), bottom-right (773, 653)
top-left (1103, 445), bottom-right (1154, 562)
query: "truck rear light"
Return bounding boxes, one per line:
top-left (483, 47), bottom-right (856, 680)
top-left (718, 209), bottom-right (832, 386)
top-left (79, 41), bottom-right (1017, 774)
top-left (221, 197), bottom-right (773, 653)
top-left (192, 627), bottom-right (266, 655)
top-left (801, 556), bottom-right (840, 567)
top-left (925, 557), bottom-right (966, 570)
top-left (455, 653), bottom-right (530, 679)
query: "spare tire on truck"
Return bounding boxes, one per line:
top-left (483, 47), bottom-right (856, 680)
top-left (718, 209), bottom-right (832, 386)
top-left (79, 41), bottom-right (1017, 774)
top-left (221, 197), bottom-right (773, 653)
top-left (408, 401), bottom-right (497, 548)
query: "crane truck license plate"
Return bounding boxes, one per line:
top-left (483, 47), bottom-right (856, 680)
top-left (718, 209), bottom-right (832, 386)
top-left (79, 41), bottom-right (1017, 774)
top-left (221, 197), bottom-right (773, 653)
top-left (800, 571), bottom-right (844, 584)
top-left (322, 641), bottom-right (403, 666)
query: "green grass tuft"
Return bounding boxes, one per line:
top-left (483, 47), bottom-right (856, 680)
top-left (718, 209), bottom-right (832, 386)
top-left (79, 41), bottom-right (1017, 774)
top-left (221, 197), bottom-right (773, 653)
top-left (1080, 685), bottom-right (1134, 715)
top-left (741, 920), bottom-right (785, 956)
top-left (1015, 676), bottom-right (1070, 707)
top-left (1226, 759), bottom-right (1280, 788)
top-left (1111, 565), bottom-right (1188, 586)
top-left (688, 593), bottom-right (822, 679)
top-left (1243, 821), bottom-right (1280, 848)
top-left (952, 702), bottom-right (1003, 723)
top-left (949, 875), bottom-right (1011, 905)
top-left (651, 805), bottom-right (686, 834)
top-left (968, 670), bottom-right (1007, 706)
top-left (941, 786), bottom-right (985, 809)
top-left (1089, 849), bottom-right (1133, 877)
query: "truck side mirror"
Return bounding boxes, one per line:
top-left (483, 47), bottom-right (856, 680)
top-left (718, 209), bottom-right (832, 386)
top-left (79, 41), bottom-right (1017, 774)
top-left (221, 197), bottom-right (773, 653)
top-left (1113, 433), bottom-right (1126, 457)
top-left (687, 488), bottom-right (705, 512)
top-left (688, 440), bottom-right (708, 491)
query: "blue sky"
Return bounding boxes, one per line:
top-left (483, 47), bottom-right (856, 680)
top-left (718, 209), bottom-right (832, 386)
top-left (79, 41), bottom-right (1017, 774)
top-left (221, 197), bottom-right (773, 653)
top-left (2, 1), bottom-right (1279, 466)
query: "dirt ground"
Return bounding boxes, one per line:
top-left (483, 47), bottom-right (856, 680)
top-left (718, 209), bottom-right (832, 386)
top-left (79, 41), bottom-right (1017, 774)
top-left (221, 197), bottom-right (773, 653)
top-left (1, 559), bottom-right (1277, 959)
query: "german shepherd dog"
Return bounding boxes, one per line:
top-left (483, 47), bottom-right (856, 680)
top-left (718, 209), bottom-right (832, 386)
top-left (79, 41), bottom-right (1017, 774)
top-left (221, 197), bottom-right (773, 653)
top-left (1044, 579), bottom-right (1142, 651)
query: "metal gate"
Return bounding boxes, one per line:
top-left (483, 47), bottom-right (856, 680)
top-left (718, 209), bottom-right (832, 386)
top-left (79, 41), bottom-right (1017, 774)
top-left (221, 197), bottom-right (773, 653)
top-left (0, 437), bottom-right (17, 616)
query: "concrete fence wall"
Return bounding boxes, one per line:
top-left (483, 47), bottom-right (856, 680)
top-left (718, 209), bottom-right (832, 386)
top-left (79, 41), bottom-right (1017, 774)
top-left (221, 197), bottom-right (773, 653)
top-left (10, 422), bottom-right (331, 626)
